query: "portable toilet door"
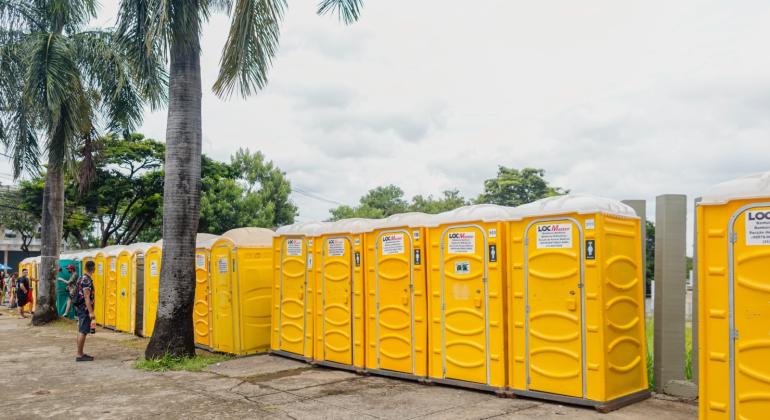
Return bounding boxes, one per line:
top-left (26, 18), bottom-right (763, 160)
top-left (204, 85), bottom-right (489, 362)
top-left (313, 219), bottom-right (372, 371)
top-left (115, 247), bottom-right (134, 332)
top-left (142, 241), bottom-right (162, 337)
top-left (271, 222), bottom-right (324, 361)
top-left (210, 237), bottom-right (237, 354)
top-left (222, 227), bottom-right (275, 355)
top-left (698, 172), bottom-right (770, 420)
top-left (193, 234), bottom-right (219, 349)
top-left (93, 248), bottom-right (109, 325)
top-left (364, 213), bottom-right (434, 380)
top-left (507, 194), bottom-right (648, 409)
top-left (104, 246), bottom-right (124, 328)
top-left (426, 205), bottom-right (512, 391)
top-left (28, 256), bottom-right (40, 313)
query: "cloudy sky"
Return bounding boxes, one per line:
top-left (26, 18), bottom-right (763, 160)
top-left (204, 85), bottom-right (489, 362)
top-left (7, 1), bottom-right (770, 254)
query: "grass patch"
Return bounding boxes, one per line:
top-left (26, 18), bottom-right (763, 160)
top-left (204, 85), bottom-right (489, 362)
top-left (133, 353), bottom-right (231, 372)
top-left (645, 318), bottom-right (693, 390)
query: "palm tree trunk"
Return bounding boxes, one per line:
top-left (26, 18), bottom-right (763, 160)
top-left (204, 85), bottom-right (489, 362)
top-left (32, 154), bottom-right (64, 325)
top-left (145, 25), bottom-right (202, 358)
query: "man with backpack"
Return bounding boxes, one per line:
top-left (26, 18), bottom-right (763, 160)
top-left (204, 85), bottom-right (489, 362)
top-left (75, 261), bottom-right (96, 362)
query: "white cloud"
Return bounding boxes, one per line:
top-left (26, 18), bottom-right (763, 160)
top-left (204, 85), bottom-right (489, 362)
top-left (4, 0), bottom-right (770, 252)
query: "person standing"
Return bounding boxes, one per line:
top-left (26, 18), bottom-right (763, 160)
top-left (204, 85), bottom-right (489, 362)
top-left (16, 269), bottom-right (29, 318)
top-left (8, 273), bottom-right (17, 308)
top-left (74, 261), bottom-right (96, 362)
top-left (0, 272), bottom-right (6, 306)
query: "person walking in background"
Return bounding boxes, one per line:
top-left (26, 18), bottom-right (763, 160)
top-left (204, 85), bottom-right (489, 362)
top-left (0, 272), bottom-right (6, 306)
top-left (8, 273), bottom-right (17, 308)
top-left (62, 265), bottom-right (77, 318)
top-left (16, 269), bottom-right (29, 318)
top-left (74, 261), bottom-right (96, 362)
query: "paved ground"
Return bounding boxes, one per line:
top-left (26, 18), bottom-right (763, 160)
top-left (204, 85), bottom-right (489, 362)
top-left (0, 309), bottom-right (697, 419)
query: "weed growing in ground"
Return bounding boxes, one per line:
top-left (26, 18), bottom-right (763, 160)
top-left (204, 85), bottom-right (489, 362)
top-left (645, 318), bottom-right (693, 390)
top-left (133, 353), bottom-right (231, 372)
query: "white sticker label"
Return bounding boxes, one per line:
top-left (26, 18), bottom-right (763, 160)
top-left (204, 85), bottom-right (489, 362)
top-left (195, 254), bottom-right (205, 269)
top-left (120, 263), bottom-right (127, 277)
top-left (413, 230), bottom-right (420, 240)
top-left (307, 255), bottom-right (313, 269)
top-left (447, 232), bottom-right (476, 254)
top-left (97, 263), bottom-right (103, 275)
top-left (286, 239), bottom-right (303, 256)
top-left (536, 223), bottom-right (573, 249)
top-left (327, 239), bottom-right (346, 257)
top-left (110, 260), bottom-right (116, 272)
top-left (218, 257), bottom-right (228, 273)
top-left (454, 261), bottom-right (471, 274)
top-left (150, 261), bottom-right (158, 277)
top-left (489, 228), bottom-right (497, 238)
top-left (354, 238), bottom-right (360, 246)
top-left (746, 210), bottom-right (770, 246)
top-left (585, 219), bottom-right (595, 230)
top-left (381, 233), bottom-right (405, 255)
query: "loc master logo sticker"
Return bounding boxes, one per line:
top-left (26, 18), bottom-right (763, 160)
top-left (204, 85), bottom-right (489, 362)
top-left (746, 210), bottom-right (770, 246)
top-left (286, 239), bottom-right (303, 256)
top-left (327, 239), bottom-right (345, 257)
top-left (447, 232), bottom-right (476, 254)
top-left (218, 257), bottom-right (228, 273)
top-left (454, 261), bottom-right (471, 274)
top-left (536, 223), bottom-right (573, 249)
top-left (381, 233), bottom-right (405, 255)
top-left (195, 254), bottom-right (205, 269)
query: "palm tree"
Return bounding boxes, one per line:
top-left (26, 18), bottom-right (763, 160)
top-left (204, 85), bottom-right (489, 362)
top-left (116, 0), bottom-right (362, 358)
top-left (0, 0), bottom-right (166, 324)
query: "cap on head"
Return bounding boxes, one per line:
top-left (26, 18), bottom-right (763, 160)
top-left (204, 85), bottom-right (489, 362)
top-left (67, 264), bottom-right (76, 271)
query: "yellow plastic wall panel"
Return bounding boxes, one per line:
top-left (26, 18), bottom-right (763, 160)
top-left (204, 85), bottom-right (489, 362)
top-left (94, 255), bottom-right (107, 325)
top-left (601, 216), bottom-right (647, 401)
top-left (427, 222), bottom-right (507, 388)
top-left (525, 219), bottom-right (583, 398)
top-left (365, 228), bottom-right (428, 377)
top-left (314, 234), bottom-right (366, 368)
top-left (210, 242), bottom-right (235, 353)
top-left (193, 249), bottom-right (212, 348)
top-left (115, 254), bottom-right (132, 332)
top-left (143, 248), bottom-right (161, 337)
top-left (234, 246), bottom-right (272, 354)
top-left (272, 237), bottom-right (312, 357)
top-left (105, 256), bottom-right (118, 327)
top-left (699, 203), bottom-right (733, 420)
top-left (83, 257), bottom-right (104, 325)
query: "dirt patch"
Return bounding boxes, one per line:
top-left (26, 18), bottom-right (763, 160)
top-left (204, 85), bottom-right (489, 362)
top-left (243, 367), bottom-right (315, 383)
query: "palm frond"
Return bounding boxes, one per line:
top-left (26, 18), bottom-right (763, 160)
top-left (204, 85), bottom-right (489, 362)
top-left (212, 0), bottom-right (286, 98)
top-left (317, 0), bottom-right (362, 24)
top-left (46, 0), bottom-right (98, 34)
top-left (0, 0), bottom-right (44, 31)
top-left (72, 30), bottom-right (158, 131)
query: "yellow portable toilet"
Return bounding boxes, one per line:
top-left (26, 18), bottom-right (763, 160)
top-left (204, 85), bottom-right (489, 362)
top-left (425, 205), bottom-right (513, 391)
top-left (104, 246), bottom-right (124, 328)
top-left (312, 219), bottom-right (374, 372)
top-left (115, 243), bottom-right (153, 334)
top-left (142, 240), bottom-right (162, 337)
top-left (271, 222), bottom-right (325, 362)
top-left (18, 258), bottom-right (33, 313)
top-left (698, 172), bottom-right (770, 420)
top-left (209, 228), bottom-right (274, 355)
top-left (193, 233), bottom-right (220, 349)
top-left (24, 256), bottom-right (40, 313)
top-left (507, 194), bottom-right (648, 409)
top-left (93, 246), bottom-right (121, 326)
top-left (363, 213), bottom-right (434, 381)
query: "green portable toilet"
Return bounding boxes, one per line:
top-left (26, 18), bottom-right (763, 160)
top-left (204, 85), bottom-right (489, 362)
top-left (58, 254), bottom-right (82, 319)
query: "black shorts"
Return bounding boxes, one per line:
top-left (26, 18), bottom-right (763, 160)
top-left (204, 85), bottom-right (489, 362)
top-left (76, 307), bottom-right (91, 335)
top-left (16, 294), bottom-right (28, 307)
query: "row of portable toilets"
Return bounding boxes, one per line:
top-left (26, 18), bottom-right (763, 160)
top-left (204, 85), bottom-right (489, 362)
top-left (16, 171), bottom-right (770, 417)
top-left (19, 228), bottom-right (275, 355)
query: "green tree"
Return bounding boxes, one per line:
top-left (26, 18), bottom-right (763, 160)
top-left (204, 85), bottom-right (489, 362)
top-left (476, 167), bottom-right (566, 207)
top-left (0, 1), bottom-right (166, 324)
top-left (0, 189), bottom-right (39, 252)
top-left (117, 0), bottom-right (361, 357)
top-left (329, 185), bottom-right (408, 220)
top-left (409, 190), bottom-right (467, 214)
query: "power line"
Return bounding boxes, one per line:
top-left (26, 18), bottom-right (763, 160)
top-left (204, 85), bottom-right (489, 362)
top-left (292, 186), bottom-right (347, 207)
